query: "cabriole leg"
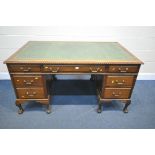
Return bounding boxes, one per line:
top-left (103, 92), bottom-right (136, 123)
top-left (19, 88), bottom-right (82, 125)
top-left (16, 103), bottom-right (24, 114)
top-left (97, 100), bottom-right (102, 113)
top-left (46, 104), bottom-right (51, 114)
top-left (123, 100), bottom-right (131, 113)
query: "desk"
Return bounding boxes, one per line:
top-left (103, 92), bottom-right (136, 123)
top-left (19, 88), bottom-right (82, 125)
top-left (4, 41), bottom-right (143, 114)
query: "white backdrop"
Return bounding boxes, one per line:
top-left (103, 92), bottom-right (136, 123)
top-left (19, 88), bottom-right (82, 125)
top-left (0, 26), bottom-right (155, 79)
top-left (0, 1), bottom-right (155, 155)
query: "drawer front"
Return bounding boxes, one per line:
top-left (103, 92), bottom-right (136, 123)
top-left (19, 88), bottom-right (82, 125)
top-left (103, 88), bottom-right (131, 99)
top-left (43, 65), bottom-right (105, 73)
top-left (8, 65), bottom-right (41, 73)
top-left (109, 65), bottom-right (139, 73)
top-left (13, 76), bottom-right (43, 87)
top-left (105, 76), bottom-right (135, 87)
top-left (16, 88), bottom-right (45, 99)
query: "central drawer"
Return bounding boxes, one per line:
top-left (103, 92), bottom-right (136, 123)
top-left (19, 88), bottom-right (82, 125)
top-left (43, 65), bottom-right (105, 73)
top-left (13, 76), bottom-right (43, 87)
top-left (105, 76), bottom-right (135, 87)
top-left (16, 88), bottom-right (45, 99)
top-left (103, 88), bottom-right (131, 99)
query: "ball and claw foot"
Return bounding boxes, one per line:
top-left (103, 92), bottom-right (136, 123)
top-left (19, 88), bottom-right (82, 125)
top-left (97, 100), bottom-right (102, 113)
top-left (123, 108), bottom-right (128, 113)
top-left (46, 105), bottom-right (51, 114)
top-left (18, 109), bottom-right (24, 114)
top-left (123, 100), bottom-right (131, 113)
top-left (16, 104), bottom-right (24, 114)
top-left (97, 108), bottom-right (102, 113)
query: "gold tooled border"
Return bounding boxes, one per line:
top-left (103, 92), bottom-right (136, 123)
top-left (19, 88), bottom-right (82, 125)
top-left (3, 41), bottom-right (30, 64)
top-left (117, 42), bottom-right (144, 64)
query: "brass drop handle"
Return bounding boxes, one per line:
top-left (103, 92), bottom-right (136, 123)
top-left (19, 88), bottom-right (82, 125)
top-left (26, 91), bottom-right (36, 97)
top-left (118, 67), bottom-right (128, 72)
top-left (90, 67), bottom-right (99, 73)
top-left (20, 67), bottom-right (31, 72)
top-left (113, 94), bottom-right (120, 97)
top-left (23, 80), bottom-right (34, 85)
top-left (44, 66), bottom-right (59, 72)
top-left (115, 80), bottom-right (125, 85)
top-left (112, 92), bottom-right (121, 97)
top-left (51, 67), bottom-right (59, 73)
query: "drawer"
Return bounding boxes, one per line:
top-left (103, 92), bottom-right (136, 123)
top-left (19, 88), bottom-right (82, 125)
top-left (103, 88), bottom-right (131, 99)
top-left (105, 76), bottom-right (135, 87)
top-left (8, 65), bottom-right (41, 73)
top-left (16, 88), bottom-right (45, 99)
top-left (109, 65), bottom-right (139, 73)
top-left (13, 76), bottom-right (43, 87)
top-left (43, 65), bottom-right (105, 73)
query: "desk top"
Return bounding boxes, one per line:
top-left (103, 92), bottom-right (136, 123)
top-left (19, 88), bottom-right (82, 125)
top-left (5, 41), bottom-right (143, 64)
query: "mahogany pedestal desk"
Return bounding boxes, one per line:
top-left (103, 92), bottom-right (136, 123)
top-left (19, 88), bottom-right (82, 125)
top-left (4, 41), bottom-right (143, 114)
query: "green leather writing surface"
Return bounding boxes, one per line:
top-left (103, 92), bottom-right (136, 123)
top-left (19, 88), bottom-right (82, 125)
top-left (5, 41), bottom-right (142, 64)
